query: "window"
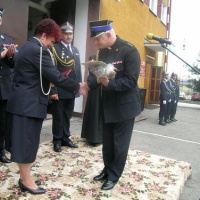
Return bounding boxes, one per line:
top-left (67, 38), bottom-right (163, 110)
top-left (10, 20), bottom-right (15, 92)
top-left (161, 2), bottom-right (167, 25)
top-left (149, 0), bottom-right (158, 15)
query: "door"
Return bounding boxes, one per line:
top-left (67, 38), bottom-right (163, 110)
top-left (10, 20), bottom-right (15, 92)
top-left (149, 66), bottom-right (162, 103)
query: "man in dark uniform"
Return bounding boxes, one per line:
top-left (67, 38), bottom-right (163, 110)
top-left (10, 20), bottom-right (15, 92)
top-left (89, 20), bottom-right (141, 190)
top-left (170, 74), bottom-right (179, 121)
top-left (158, 71), bottom-right (171, 126)
top-left (50, 22), bottom-right (82, 152)
top-left (0, 7), bottom-right (18, 163)
top-left (168, 72), bottom-right (178, 122)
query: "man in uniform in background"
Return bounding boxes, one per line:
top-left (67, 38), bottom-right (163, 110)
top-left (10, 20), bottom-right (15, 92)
top-left (168, 72), bottom-right (178, 122)
top-left (158, 71), bottom-right (171, 126)
top-left (50, 22), bottom-right (82, 152)
top-left (0, 7), bottom-right (17, 163)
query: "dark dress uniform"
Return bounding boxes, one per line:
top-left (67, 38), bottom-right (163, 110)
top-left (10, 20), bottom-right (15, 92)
top-left (81, 72), bottom-right (103, 146)
top-left (168, 77), bottom-right (177, 121)
top-left (159, 77), bottom-right (171, 125)
top-left (90, 36), bottom-right (141, 183)
top-left (50, 42), bottom-right (82, 145)
top-left (81, 55), bottom-right (103, 146)
top-left (171, 79), bottom-right (180, 121)
top-left (0, 32), bottom-right (15, 159)
top-left (5, 37), bottom-right (80, 163)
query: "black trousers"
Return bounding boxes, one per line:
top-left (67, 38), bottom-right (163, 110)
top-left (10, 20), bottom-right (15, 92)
top-left (0, 100), bottom-right (8, 155)
top-left (51, 99), bottom-right (75, 144)
top-left (159, 101), bottom-right (167, 121)
top-left (102, 118), bottom-right (135, 182)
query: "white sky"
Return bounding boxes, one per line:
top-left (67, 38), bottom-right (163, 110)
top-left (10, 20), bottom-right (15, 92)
top-left (167, 0), bottom-right (200, 79)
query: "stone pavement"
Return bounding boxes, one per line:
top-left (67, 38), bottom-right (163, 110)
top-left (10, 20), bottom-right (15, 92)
top-left (41, 102), bottom-right (200, 200)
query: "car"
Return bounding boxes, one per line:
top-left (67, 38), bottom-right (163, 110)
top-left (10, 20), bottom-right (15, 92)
top-left (179, 91), bottom-right (186, 100)
top-left (191, 92), bottom-right (200, 101)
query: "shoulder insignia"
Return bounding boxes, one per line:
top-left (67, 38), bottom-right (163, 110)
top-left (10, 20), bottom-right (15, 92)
top-left (51, 46), bottom-right (74, 67)
top-left (122, 40), bottom-right (133, 47)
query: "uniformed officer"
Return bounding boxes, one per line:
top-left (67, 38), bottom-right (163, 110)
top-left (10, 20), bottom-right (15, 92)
top-left (170, 74), bottom-right (179, 121)
top-left (167, 72), bottom-right (178, 122)
top-left (50, 22), bottom-right (82, 152)
top-left (89, 20), bottom-right (141, 190)
top-left (158, 71), bottom-right (171, 126)
top-left (0, 7), bottom-right (18, 163)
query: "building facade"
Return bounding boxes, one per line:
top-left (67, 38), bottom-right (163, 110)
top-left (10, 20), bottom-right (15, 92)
top-left (0, 0), bottom-right (171, 114)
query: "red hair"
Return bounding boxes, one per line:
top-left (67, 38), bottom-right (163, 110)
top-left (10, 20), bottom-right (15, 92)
top-left (34, 18), bottom-right (62, 42)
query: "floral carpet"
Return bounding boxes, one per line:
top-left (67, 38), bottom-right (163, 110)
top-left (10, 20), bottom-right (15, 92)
top-left (0, 135), bottom-right (192, 200)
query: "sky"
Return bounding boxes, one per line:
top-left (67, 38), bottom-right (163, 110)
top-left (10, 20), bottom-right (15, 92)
top-left (167, 0), bottom-right (200, 80)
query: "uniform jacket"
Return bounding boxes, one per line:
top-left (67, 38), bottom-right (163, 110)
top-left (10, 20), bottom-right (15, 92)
top-left (89, 36), bottom-right (141, 123)
top-left (159, 79), bottom-right (171, 101)
top-left (6, 37), bottom-right (80, 119)
top-left (50, 42), bottom-right (82, 99)
top-left (167, 78), bottom-right (176, 101)
top-left (0, 32), bottom-right (14, 100)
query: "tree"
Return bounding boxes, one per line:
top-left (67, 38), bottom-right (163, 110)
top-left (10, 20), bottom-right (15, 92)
top-left (188, 51), bottom-right (200, 91)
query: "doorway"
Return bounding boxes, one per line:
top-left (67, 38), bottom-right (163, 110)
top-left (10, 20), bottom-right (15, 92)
top-left (28, 0), bottom-right (76, 39)
top-left (149, 66), bottom-right (162, 103)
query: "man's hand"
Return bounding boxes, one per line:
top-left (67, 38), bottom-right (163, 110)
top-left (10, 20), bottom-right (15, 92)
top-left (50, 94), bottom-right (59, 100)
top-left (6, 44), bottom-right (18, 58)
top-left (79, 82), bottom-right (89, 96)
top-left (99, 76), bottom-right (109, 87)
top-left (1, 48), bottom-right (8, 59)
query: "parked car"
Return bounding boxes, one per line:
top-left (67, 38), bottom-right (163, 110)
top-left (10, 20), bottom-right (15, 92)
top-left (179, 91), bottom-right (186, 100)
top-left (191, 92), bottom-right (200, 101)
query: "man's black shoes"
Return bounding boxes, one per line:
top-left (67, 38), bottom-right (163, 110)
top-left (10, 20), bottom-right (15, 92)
top-left (159, 121), bottom-right (166, 126)
top-left (61, 141), bottom-right (78, 148)
top-left (53, 144), bottom-right (61, 152)
top-left (93, 173), bottom-right (108, 181)
top-left (0, 155), bottom-right (12, 163)
top-left (101, 180), bottom-right (116, 190)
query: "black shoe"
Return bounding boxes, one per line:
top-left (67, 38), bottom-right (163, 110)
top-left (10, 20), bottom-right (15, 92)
top-left (19, 179), bottom-right (41, 186)
top-left (62, 141), bottom-right (78, 148)
top-left (101, 180), bottom-right (116, 190)
top-left (93, 173), bottom-right (108, 181)
top-left (0, 155), bottom-right (12, 163)
top-left (164, 119), bottom-right (171, 123)
top-left (53, 144), bottom-right (61, 152)
top-left (89, 142), bottom-right (102, 147)
top-left (170, 118), bottom-right (177, 122)
top-left (159, 121), bottom-right (166, 126)
top-left (19, 179), bottom-right (46, 194)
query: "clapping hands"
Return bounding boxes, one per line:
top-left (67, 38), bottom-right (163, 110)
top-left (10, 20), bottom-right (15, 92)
top-left (79, 82), bottom-right (89, 96)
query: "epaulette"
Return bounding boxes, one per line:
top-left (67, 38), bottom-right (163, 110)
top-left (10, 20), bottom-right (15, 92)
top-left (51, 46), bottom-right (75, 67)
top-left (0, 32), bottom-right (13, 40)
top-left (122, 40), bottom-right (134, 47)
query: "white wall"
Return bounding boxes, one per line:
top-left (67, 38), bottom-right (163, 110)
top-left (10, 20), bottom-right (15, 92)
top-left (73, 0), bottom-right (89, 113)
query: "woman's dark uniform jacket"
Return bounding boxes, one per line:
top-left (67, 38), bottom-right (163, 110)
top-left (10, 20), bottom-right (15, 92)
top-left (6, 38), bottom-right (80, 119)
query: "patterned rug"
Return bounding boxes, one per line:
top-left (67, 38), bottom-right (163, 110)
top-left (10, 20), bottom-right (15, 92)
top-left (0, 135), bottom-right (192, 200)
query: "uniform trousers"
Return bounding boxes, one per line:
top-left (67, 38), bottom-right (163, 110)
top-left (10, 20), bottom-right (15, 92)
top-left (0, 100), bottom-right (8, 156)
top-left (159, 101), bottom-right (167, 121)
top-left (102, 118), bottom-right (135, 182)
top-left (51, 98), bottom-right (75, 144)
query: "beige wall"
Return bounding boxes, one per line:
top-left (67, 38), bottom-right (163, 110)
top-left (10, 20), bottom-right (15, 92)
top-left (0, 0), bottom-right (29, 48)
top-left (99, 0), bottom-right (167, 89)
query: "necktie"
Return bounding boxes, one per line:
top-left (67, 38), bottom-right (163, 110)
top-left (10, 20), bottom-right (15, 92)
top-left (67, 45), bottom-right (71, 53)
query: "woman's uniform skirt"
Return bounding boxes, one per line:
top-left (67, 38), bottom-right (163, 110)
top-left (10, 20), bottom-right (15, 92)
top-left (6, 113), bottom-right (43, 163)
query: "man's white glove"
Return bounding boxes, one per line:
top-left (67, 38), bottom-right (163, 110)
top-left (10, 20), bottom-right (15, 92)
top-left (168, 99), bottom-right (171, 102)
top-left (174, 100), bottom-right (176, 103)
top-left (163, 100), bottom-right (167, 104)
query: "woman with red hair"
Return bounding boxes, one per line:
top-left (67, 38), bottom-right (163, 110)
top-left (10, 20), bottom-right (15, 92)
top-left (5, 18), bottom-right (88, 195)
